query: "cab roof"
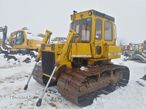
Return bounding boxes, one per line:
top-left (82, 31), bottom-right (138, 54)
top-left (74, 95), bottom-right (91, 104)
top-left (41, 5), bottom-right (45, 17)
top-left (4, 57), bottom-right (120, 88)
top-left (72, 9), bottom-right (115, 22)
top-left (91, 9), bottom-right (115, 22)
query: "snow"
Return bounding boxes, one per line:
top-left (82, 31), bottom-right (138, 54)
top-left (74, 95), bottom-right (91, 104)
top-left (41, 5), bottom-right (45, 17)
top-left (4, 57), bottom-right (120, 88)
top-left (0, 55), bottom-right (146, 109)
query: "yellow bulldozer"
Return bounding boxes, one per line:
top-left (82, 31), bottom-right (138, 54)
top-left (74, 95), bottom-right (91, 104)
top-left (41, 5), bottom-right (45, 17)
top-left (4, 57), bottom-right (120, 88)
top-left (25, 10), bottom-right (130, 106)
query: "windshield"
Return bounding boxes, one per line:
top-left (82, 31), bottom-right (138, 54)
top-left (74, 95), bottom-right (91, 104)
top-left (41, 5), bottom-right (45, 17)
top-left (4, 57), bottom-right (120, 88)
top-left (14, 31), bottom-right (24, 45)
top-left (71, 18), bottom-right (92, 42)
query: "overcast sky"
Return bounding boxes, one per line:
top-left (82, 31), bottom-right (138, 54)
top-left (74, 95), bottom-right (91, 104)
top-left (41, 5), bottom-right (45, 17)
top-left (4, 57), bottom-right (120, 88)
top-left (0, 0), bottom-right (146, 43)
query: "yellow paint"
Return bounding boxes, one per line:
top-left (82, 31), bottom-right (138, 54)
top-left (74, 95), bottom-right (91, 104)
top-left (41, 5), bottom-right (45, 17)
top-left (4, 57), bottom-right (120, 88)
top-left (71, 43), bottom-right (91, 57)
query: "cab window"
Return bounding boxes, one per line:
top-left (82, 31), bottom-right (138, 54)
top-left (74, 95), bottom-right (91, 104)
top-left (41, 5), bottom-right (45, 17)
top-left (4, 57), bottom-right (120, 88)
top-left (70, 18), bottom-right (92, 42)
top-left (104, 21), bottom-right (113, 41)
top-left (76, 24), bottom-right (80, 34)
top-left (96, 18), bottom-right (102, 39)
top-left (15, 31), bottom-right (24, 45)
top-left (80, 19), bottom-right (91, 41)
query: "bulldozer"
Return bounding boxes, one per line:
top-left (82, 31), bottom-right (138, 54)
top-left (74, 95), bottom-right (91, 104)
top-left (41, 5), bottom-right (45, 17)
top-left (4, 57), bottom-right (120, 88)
top-left (27, 10), bottom-right (130, 106)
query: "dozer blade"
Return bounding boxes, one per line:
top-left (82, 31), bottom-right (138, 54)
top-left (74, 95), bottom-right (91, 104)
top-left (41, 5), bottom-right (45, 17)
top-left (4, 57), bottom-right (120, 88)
top-left (32, 62), bottom-right (45, 86)
top-left (57, 64), bottom-right (130, 107)
top-left (32, 62), bottom-right (57, 86)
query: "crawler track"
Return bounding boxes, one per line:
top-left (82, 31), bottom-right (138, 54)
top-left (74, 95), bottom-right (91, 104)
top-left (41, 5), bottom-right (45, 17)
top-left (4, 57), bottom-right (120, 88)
top-left (57, 64), bottom-right (129, 106)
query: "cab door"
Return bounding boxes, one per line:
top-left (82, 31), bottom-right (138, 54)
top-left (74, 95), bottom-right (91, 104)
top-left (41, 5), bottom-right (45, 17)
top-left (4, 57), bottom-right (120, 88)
top-left (103, 21), bottom-right (115, 45)
top-left (71, 18), bottom-right (92, 58)
top-left (103, 20), bottom-right (116, 58)
top-left (94, 18), bottom-right (103, 58)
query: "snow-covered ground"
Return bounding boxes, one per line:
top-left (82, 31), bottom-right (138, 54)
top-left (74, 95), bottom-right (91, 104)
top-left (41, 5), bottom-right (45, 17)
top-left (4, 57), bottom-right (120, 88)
top-left (0, 55), bottom-right (146, 109)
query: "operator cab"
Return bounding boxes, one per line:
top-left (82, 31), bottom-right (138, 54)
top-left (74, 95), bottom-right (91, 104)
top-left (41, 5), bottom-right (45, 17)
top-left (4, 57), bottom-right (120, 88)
top-left (10, 31), bottom-right (25, 45)
top-left (70, 10), bottom-right (120, 59)
top-left (70, 10), bottom-right (116, 44)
